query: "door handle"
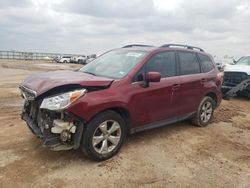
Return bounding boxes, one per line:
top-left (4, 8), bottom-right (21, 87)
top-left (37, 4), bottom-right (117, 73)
top-left (172, 84), bottom-right (180, 91)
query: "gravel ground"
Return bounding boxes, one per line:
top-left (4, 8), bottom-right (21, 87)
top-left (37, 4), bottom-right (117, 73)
top-left (0, 60), bottom-right (249, 188)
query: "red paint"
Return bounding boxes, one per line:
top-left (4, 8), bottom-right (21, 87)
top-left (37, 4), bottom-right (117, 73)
top-left (22, 47), bottom-right (222, 130)
top-left (22, 70), bottom-right (113, 95)
top-left (145, 71), bottom-right (161, 82)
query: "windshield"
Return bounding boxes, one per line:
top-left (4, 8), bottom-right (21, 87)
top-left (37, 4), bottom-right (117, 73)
top-left (236, 56), bottom-right (250, 66)
top-left (79, 50), bottom-right (147, 79)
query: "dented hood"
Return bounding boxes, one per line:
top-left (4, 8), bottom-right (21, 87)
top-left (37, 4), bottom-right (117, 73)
top-left (21, 70), bottom-right (114, 96)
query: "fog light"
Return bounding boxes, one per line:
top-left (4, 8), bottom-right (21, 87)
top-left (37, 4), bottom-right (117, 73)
top-left (60, 130), bottom-right (71, 142)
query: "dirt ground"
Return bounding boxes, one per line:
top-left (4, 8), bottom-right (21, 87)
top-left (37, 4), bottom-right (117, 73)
top-left (0, 60), bottom-right (249, 188)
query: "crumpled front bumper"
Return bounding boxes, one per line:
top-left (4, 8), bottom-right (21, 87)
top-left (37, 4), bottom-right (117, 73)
top-left (21, 110), bottom-right (84, 151)
top-left (22, 113), bottom-right (43, 138)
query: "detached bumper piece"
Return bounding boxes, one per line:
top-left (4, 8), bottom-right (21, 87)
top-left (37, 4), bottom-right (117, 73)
top-left (222, 79), bottom-right (250, 99)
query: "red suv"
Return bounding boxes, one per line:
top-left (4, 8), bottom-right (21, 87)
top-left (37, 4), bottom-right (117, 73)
top-left (20, 44), bottom-right (222, 161)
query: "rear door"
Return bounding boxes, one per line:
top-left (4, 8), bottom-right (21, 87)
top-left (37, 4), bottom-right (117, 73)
top-left (177, 51), bottom-right (204, 115)
top-left (198, 53), bottom-right (217, 87)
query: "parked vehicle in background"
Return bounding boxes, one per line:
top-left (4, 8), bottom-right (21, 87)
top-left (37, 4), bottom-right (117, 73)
top-left (19, 44), bottom-right (222, 161)
top-left (70, 56), bottom-right (87, 64)
top-left (83, 54), bottom-right (97, 64)
top-left (88, 54), bottom-right (97, 59)
top-left (53, 55), bottom-right (61, 63)
top-left (222, 55), bottom-right (250, 98)
top-left (215, 62), bottom-right (224, 70)
top-left (213, 56), bottom-right (225, 71)
top-left (85, 57), bottom-right (96, 64)
top-left (59, 56), bottom-right (71, 63)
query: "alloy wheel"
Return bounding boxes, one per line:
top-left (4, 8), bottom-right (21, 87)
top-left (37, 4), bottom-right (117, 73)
top-left (200, 101), bottom-right (213, 123)
top-left (92, 120), bottom-right (121, 154)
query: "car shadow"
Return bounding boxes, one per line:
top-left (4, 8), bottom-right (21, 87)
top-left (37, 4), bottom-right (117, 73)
top-left (24, 120), bottom-right (196, 164)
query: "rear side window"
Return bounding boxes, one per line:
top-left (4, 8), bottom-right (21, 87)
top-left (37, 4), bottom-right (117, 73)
top-left (178, 52), bottom-right (200, 75)
top-left (198, 54), bottom-right (214, 72)
top-left (146, 51), bottom-right (176, 78)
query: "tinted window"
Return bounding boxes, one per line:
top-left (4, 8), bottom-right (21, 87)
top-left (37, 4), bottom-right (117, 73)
top-left (179, 52), bottom-right (200, 75)
top-left (146, 52), bottom-right (176, 78)
top-left (198, 54), bottom-right (214, 72)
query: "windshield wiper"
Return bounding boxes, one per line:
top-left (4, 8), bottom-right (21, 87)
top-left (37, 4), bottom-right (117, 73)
top-left (83, 71), bottom-right (96, 76)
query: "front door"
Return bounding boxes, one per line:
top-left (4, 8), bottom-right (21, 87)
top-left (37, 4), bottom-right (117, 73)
top-left (130, 51), bottom-right (180, 128)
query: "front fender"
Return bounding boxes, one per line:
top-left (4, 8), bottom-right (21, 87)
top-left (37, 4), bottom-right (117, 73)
top-left (66, 90), bottom-right (130, 122)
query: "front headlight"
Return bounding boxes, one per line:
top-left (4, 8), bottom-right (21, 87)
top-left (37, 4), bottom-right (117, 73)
top-left (40, 89), bottom-right (87, 111)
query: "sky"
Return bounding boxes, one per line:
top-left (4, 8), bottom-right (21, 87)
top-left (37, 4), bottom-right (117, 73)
top-left (0, 0), bottom-right (250, 58)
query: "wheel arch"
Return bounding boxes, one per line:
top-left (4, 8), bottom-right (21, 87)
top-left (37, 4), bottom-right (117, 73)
top-left (205, 92), bottom-right (217, 106)
top-left (87, 106), bottom-right (131, 134)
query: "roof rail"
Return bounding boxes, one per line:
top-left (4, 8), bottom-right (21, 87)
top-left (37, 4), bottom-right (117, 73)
top-left (122, 44), bottom-right (154, 48)
top-left (160, 44), bottom-right (204, 52)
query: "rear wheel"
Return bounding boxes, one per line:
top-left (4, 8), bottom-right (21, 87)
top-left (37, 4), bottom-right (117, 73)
top-left (192, 96), bottom-right (215, 127)
top-left (63, 60), bottom-right (67, 63)
top-left (81, 111), bottom-right (126, 161)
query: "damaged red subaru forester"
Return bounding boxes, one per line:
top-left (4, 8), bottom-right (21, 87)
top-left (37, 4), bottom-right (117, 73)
top-left (20, 44), bottom-right (222, 161)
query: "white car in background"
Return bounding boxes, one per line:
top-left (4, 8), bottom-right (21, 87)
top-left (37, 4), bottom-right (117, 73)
top-left (70, 56), bottom-right (87, 64)
top-left (85, 57), bottom-right (96, 64)
top-left (222, 56), bottom-right (250, 97)
top-left (59, 56), bottom-right (71, 63)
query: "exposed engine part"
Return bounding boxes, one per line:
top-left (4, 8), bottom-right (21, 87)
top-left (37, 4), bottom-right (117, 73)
top-left (44, 124), bottom-right (49, 129)
top-left (60, 129), bottom-right (71, 142)
top-left (51, 119), bottom-right (76, 143)
top-left (223, 79), bottom-right (250, 99)
top-left (51, 119), bottom-right (76, 134)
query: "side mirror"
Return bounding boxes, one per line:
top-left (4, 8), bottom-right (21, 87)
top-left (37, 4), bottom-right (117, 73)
top-left (145, 71), bottom-right (161, 82)
top-left (142, 71), bottom-right (161, 87)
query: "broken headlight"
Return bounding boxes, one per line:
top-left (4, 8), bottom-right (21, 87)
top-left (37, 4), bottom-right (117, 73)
top-left (40, 89), bottom-right (87, 111)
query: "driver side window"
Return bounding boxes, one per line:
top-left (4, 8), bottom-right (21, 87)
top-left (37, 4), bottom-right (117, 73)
top-left (133, 51), bottom-right (177, 82)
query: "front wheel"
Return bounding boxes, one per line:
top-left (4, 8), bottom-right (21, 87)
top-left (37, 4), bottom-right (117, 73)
top-left (81, 111), bottom-right (126, 161)
top-left (192, 96), bottom-right (215, 127)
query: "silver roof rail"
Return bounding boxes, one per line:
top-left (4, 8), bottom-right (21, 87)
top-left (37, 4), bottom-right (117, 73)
top-left (161, 44), bottom-right (204, 52)
top-left (122, 44), bottom-right (154, 48)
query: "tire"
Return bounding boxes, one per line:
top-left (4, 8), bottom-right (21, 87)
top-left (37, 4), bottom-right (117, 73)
top-left (192, 96), bottom-right (215, 127)
top-left (63, 60), bottom-right (67, 63)
top-left (81, 110), bottom-right (126, 161)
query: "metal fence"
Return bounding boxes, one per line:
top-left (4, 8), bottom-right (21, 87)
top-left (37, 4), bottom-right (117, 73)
top-left (0, 50), bottom-right (83, 60)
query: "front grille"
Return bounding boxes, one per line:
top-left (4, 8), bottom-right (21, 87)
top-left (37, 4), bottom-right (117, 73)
top-left (223, 72), bottom-right (249, 86)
